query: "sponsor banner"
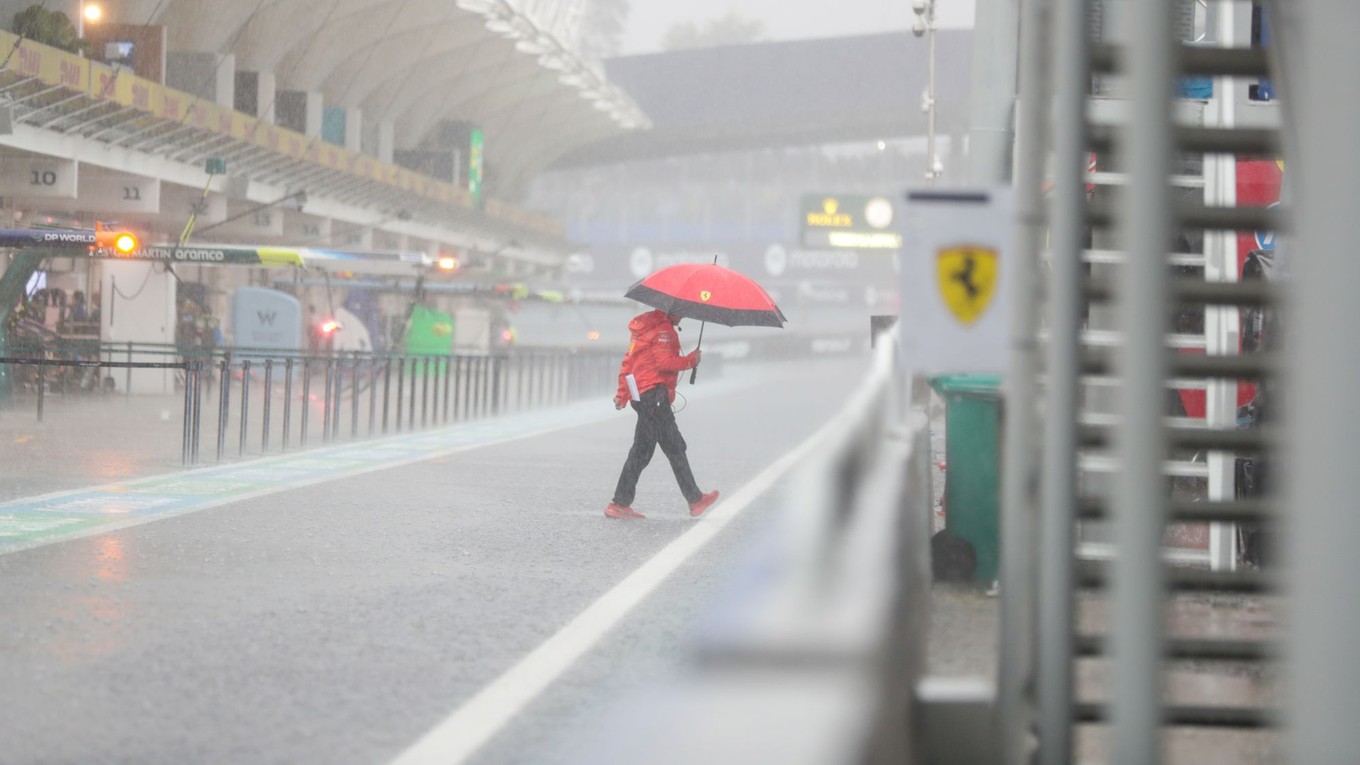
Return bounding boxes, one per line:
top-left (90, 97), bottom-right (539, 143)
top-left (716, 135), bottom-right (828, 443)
top-left (569, 243), bottom-right (900, 322)
top-left (89, 63), bottom-right (161, 115)
top-left (160, 90), bottom-right (191, 122)
top-left (800, 193), bottom-right (902, 250)
top-left (0, 229), bottom-right (95, 248)
top-left (133, 245), bottom-right (274, 264)
top-left (11, 35), bottom-right (88, 91)
top-left (571, 242), bottom-right (899, 297)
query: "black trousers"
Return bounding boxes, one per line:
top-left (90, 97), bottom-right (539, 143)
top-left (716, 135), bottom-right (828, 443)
top-left (612, 386), bottom-right (702, 506)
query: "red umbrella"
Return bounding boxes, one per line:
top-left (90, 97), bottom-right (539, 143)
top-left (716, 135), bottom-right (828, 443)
top-left (624, 262), bottom-right (786, 328)
top-left (624, 261), bottom-right (785, 383)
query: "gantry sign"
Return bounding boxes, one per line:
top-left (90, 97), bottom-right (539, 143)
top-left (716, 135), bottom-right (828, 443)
top-left (111, 244), bottom-right (435, 275)
top-left (0, 227), bottom-right (435, 275)
top-left (0, 226), bottom-right (138, 254)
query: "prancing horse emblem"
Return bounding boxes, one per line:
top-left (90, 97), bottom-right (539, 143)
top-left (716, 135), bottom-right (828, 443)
top-left (936, 246), bottom-right (998, 325)
top-left (700, 291), bottom-right (712, 302)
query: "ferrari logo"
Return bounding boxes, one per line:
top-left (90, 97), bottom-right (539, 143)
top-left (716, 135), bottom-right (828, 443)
top-left (700, 291), bottom-right (712, 302)
top-left (936, 246), bottom-right (999, 325)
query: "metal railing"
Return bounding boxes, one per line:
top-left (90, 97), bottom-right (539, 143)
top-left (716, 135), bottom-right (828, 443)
top-left (995, 1), bottom-right (1289, 763)
top-left (0, 346), bottom-right (622, 466)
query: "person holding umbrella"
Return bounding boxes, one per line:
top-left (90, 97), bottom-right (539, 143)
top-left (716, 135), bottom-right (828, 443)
top-left (605, 260), bottom-right (785, 520)
top-left (605, 309), bottom-right (719, 520)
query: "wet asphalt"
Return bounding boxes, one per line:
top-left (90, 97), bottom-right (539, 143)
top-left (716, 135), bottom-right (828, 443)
top-left (0, 358), bottom-right (866, 765)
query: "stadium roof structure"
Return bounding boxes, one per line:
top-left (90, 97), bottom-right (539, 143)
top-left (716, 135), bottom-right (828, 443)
top-left (0, 0), bottom-right (651, 265)
top-left (555, 31), bottom-right (974, 167)
top-left (136, 0), bottom-right (649, 193)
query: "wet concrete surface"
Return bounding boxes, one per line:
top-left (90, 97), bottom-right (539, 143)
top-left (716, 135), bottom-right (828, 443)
top-left (0, 361), bottom-right (569, 504)
top-left (920, 387), bottom-right (1281, 764)
top-left (923, 566), bottom-right (1280, 764)
top-left (0, 392), bottom-right (189, 502)
top-left (1, 361), bottom-right (1285, 763)
top-left (0, 358), bottom-right (865, 764)
top-left (1074, 591), bottom-right (1280, 764)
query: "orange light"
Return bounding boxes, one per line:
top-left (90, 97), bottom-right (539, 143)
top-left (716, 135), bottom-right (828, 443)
top-left (83, 3), bottom-right (103, 23)
top-left (438, 256), bottom-right (460, 272)
top-left (320, 320), bottom-right (341, 335)
top-left (94, 225), bottom-right (140, 255)
top-left (587, 330), bottom-right (600, 341)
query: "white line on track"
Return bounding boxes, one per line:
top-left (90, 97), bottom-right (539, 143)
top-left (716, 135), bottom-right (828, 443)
top-left (388, 416), bottom-right (835, 765)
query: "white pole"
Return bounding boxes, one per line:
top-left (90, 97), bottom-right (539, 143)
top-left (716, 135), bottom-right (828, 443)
top-left (926, 0), bottom-right (938, 183)
top-left (1204, 1), bottom-right (1242, 572)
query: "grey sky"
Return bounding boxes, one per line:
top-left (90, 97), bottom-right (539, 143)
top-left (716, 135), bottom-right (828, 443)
top-left (618, 0), bottom-right (976, 55)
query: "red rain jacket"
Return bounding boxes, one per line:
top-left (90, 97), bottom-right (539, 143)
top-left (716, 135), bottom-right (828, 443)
top-left (615, 310), bottom-right (698, 405)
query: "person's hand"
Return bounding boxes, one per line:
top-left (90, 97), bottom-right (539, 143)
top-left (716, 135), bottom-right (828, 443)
top-left (687, 349), bottom-right (702, 369)
top-left (614, 394), bottom-right (627, 410)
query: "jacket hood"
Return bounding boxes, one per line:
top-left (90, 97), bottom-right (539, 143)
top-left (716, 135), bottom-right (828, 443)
top-left (628, 309), bottom-right (672, 336)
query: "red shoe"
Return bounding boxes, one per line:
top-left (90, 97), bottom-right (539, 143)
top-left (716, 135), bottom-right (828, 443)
top-left (689, 490), bottom-right (720, 518)
top-left (604, 502), bottom-right (645, 520)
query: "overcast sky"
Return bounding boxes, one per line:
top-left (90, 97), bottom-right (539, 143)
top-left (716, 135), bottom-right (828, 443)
top-left (618, 0), bottom-right (976, 55)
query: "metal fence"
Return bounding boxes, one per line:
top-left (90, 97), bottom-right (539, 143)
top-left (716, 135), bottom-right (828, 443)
top-left (992, 0), bottom-right (1290, 762)
top-left (0, 346), bottom-right (621, 466)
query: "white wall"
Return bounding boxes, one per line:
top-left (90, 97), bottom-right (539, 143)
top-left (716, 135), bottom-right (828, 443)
top-left (100, 261), bottom-right (177, 394)
top-left (454, 308), bottom-right (491, 354)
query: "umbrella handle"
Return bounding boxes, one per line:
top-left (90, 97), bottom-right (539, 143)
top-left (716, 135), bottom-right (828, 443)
top-left (689, 320), bottom-right (706, 384)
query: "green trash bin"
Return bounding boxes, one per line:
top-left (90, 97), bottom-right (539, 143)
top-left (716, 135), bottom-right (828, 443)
top-left (930, 374), bottom-right (1003, 583)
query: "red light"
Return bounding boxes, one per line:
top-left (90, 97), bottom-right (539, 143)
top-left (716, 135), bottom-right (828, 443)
top-left (500, 329), bottom-right (513, 342)
top-left (320, 320), bottom-right (341, 335)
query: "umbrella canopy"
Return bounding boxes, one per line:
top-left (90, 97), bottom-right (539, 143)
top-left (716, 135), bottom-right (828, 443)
top-left (624, 263), bottom-right (786, 328)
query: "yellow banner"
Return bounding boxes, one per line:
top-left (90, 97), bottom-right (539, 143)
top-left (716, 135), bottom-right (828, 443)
top-left (7, 32), bottom-right (89, 91)
top-left (0, 30), bottom-right (557, 234)
top-left (157, 89), bottom-right (190, 121)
